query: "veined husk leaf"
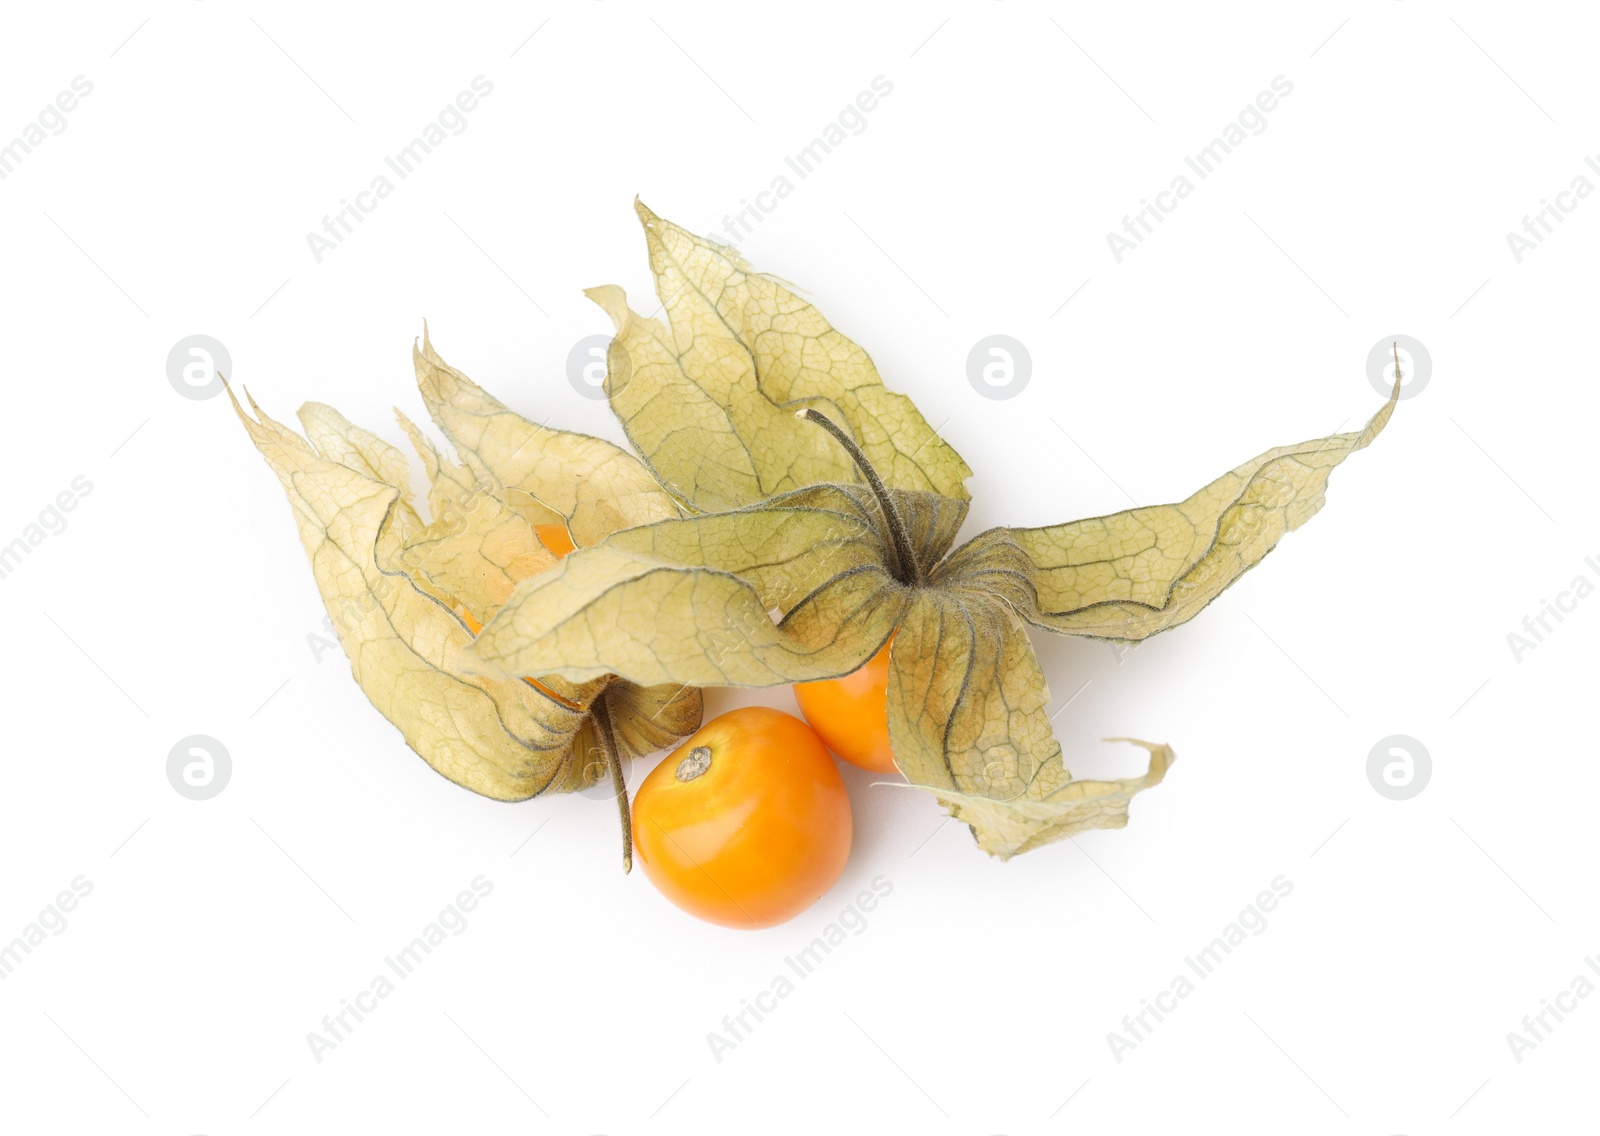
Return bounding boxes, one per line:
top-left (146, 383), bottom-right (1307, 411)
top-left (939, 395), bottom-right (1399, 640)
top-left (387, 406), bottom-right (554, 622)
top-left (232, 340), bottom-right (703, 829)
top-left (470, 378), bottom-right (1399, 857)
top-left (411, 327), bottom-right (681, 546)
top-left (584, 201), bottom-right (971, 514)
top-left (297, 401), bottom-right (424, 539)
top-left (463, 485), bottom-right (908, 687)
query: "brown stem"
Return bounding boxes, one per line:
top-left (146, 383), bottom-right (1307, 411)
top-left (800, 408), bottom-right (922, 587)
top-left (589, 694), bottom-right (632, 873)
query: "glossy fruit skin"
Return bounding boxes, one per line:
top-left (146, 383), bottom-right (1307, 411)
top-left (793, 639), bottom-right (898, 774)
top-left (632, 707), bottom-right (852, 929)
top-left (534, 523), bottom-right (576, 559)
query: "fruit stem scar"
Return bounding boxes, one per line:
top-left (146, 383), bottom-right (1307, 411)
top-left (799, 408), bottom-right (922, 587)
top-left (676, 745), bottom-right (713, 782)
top-left (590, 694), bottom-right (633, 873)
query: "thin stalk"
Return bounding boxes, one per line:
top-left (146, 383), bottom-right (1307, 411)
top-left (589, 694), bottom-right (632, 873)
top-left (800, 408), bottom-right (922, 586)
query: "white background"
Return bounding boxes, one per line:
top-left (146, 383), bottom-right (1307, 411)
top-left (1, 2), bottom-right (1595, 1132)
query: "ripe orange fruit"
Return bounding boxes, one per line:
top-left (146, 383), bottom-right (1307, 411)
top-left (792, 638), bottom-right (898, 774)
top-left (534, 523), bottom-right (575, 559)
top-left (631, 707), bottom-right (852, 928)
